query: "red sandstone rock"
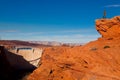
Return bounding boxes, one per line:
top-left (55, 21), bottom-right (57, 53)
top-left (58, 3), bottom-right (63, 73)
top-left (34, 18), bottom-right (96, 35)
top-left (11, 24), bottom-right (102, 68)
top-left (96, 16), bottom-right (120, 38)
top-left (27, 16), bottom-right (120, 80)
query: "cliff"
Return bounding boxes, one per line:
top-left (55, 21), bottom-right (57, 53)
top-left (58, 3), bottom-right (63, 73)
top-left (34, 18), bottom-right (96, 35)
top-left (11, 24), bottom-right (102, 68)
top-left (27, 16), bottom-right (120, 80)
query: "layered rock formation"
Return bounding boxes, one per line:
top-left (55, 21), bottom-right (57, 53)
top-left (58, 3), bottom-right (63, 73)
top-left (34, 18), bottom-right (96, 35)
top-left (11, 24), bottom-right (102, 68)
top-left (96, 16), bottom-right (120, 38)
top-left (27, 16), bottom-right (120, 80)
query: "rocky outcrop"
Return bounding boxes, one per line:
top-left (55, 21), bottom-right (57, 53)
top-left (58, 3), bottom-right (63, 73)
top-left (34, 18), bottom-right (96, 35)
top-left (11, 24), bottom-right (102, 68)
top-left (96, 16), bottom-right (120, 38)
top-left (27, 16), bottom-right (120, 80)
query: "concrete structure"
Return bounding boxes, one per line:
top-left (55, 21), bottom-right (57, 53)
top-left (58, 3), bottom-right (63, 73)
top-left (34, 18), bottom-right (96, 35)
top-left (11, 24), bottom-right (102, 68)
top-left (6, 46), bottom-right (43, 69)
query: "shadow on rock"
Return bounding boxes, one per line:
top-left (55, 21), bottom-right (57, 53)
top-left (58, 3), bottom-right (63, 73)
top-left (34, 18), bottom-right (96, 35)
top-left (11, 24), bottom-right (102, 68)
top-left (0, 46), bottom-right (36, 80)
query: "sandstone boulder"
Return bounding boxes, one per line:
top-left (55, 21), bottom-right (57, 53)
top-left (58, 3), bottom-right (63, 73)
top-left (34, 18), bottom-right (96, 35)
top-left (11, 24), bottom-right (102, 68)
top-left (96, 16), bottom-right (120, 38)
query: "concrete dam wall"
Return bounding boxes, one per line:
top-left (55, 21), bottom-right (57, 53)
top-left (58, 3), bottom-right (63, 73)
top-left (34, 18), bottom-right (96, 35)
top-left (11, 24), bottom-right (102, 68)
top-left (6, 46), bottom-right (43, 70)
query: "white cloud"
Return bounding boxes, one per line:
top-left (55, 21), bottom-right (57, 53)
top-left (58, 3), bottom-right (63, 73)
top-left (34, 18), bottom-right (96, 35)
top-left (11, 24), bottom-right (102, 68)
top-left (0, 30), bottom-right (18, 33)
top-left (17, 32), bottom-right (43, 36)
top-left (36, 28), bottom-right (95, 34)
top-left (2, 28), bottom-right (96, 35)
top-left (105, 4), bottom-right (120, 8)
top-left (53, 29), bottom-right (95, 33)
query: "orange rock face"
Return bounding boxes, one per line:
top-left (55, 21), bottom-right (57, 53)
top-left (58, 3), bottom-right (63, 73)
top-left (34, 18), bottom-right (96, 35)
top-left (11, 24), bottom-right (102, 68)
top-left (96, 16), bottom-right (120, 38)
top-left (27, 16), bottom-right (120, 80)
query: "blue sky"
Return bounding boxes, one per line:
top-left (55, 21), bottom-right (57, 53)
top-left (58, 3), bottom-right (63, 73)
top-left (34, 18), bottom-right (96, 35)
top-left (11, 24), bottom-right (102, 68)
top-left (0, 0), bottom-right (120, 43)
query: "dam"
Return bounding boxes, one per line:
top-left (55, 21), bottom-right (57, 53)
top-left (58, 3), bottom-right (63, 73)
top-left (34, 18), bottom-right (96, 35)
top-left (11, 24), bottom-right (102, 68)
top-left (6, 46), bottom-right (43, 70)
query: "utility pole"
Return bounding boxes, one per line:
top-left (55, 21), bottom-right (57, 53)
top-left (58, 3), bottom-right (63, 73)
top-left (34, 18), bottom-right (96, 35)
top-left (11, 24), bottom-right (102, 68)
top-left (103, 10), bottom-right (106, 19)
